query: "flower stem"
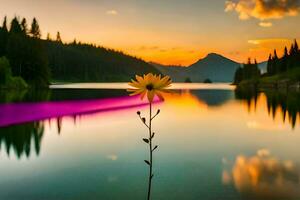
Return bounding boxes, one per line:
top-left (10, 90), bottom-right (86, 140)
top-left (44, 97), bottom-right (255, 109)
top-left (147, 102), bottom-right (153, 200)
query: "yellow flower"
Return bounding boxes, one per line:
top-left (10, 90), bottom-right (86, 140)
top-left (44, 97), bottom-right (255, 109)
top-left (128, 73), bottom-right (172, 102)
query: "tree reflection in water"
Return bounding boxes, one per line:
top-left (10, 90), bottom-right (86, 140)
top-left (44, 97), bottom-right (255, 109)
top-left (0, 121), bottom-right (44, 158)
top-left (0, 114), bottom-right (82, 159)
top-left (235, 88), bottom-right (300, 129)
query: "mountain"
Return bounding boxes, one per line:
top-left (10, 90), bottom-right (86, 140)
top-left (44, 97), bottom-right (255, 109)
top-left (150, 62), bottom-right (188, 81)
top-left (187, 53), bottom-right (240, 82)
top-left (152, 53), bottom-right (268, 83)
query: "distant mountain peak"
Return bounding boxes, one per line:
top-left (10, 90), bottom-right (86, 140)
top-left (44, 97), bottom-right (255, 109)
top-left (201, 53), bottom-right (228, 61)
top-left (191, 53), bottom-right (237, 67)
top-left (207, 52), bottom-right (222, 57)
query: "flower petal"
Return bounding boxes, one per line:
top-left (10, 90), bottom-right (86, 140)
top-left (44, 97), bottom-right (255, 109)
top-left (147, 90), bottom-right (155, 103)
top-left (155, 91), bottom-right (164, 101)
top-left (128, 89), bottom-right (144, 96)
top-left (140, 90), bottom-right (147, 100)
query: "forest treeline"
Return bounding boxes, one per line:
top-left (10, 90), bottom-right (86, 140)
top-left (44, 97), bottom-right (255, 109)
top-left (0, 16), bottom-right (160, 88)
top-left (0, 16), bottom-right (49, 87)
top-left (45, 39), bottom-right (160, 82)
top-left (233, 58), bottom-right (261, 84)
top-left (234, 40), bottom-right (300, 84)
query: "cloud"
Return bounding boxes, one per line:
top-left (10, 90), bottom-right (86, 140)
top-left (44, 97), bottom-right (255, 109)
top-left (225, 0), bottom-right (300, 20)
top-left (259, 21), bottom-right (273, 27)
top-left (138, 46), bottom-right (160, 51)
top-left (248, 38), bottom-right (293, 46)
top-left (222, 150), bottom-right (300, 199)
top-left (106, 10), bottom-right (118, 15)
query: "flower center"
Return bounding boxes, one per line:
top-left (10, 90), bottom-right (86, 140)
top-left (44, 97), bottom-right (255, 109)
top-left (146, 83), bottom-right (154, 91)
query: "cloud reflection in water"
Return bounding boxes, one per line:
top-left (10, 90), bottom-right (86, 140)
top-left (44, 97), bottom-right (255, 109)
top-left (223, 150), bottom-right (300, 199)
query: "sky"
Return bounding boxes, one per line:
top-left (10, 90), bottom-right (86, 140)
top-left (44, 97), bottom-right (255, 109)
top-left (0, 0), bottom-right (299, 65)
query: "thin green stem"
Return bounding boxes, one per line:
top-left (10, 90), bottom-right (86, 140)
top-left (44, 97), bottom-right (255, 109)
top-left (147, 102), bottom-right (153, 200)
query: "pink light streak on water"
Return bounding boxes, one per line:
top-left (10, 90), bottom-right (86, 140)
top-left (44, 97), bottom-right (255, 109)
top-left (0, 96), bottom-right (158, 127)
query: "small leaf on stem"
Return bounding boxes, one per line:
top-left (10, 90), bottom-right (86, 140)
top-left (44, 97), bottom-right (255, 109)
top-left (152, 145), bottom-right (158, 151)
top-left (137, 111), bottom-right (141, 115)
top-left (144, 160), bottom-right (151, 165)
top-left (151, 132), bottom-right (155, 139)
top-left (151, 174), bottom-right (154, 179)
top-left (142, 118), bottom-right (146, 123)
top-left (143, 138), bottom-right (149, 143)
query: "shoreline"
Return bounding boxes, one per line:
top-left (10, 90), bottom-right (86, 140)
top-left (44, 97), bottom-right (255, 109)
top-left (235, 79), bottom-right (300, 92)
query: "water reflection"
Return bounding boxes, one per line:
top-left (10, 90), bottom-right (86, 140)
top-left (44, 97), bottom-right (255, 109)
top-left (190, 89), bottom-right (234, 106)
top-left (1, 87), bottom-right (299, 161)
top-left (0, 85), bottom-right (300, 199)
top-left (235, 88), bottom-right (300, 128)
top-left (223, 150), bottom-right (300, 200)
top-left (0, 121), bottom-right (44, 158)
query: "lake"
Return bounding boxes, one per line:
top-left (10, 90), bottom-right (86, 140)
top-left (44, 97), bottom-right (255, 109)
top-left (0, 83), bottom-right (300, 200)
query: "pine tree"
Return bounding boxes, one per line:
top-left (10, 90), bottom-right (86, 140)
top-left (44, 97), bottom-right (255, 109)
top-left (280, 46), bottom-right (288, 72)
top-left (72, 38), bottom-right (77, 45)
top-left (10, 17), bottom-right (22, 34)
top-left (30, 18), bottom-right (41, 38)
top-left (273, 49), bottom-right (278, 59)
top-left (284, 46), bottom-right (288, 57)
top-left (289, 44), bottom-right (294, 55)
top-left (2, 16), bottom-right (8, 32)
top-left (247, 57), bottom-right (251, 64)
top-left (21, 18), bottom-right (28, 35)
top-left (0, 17), bottom-right (8, 56)
top-left (267, 54), bottom-right (272, 75)
top-left (294, 39), bottom-right (300, 69)
top-left (46, 33), bottom-right (51, 41)
top-left (272, 49), bottom-right (279, 74)
top-left (56, 32), bottom-right (62, 42)
top-left (294, 39), bottom-right (299, 53)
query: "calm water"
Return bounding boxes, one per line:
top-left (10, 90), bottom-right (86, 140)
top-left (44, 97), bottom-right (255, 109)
top-left (1, 83), bottom-right (300, 200)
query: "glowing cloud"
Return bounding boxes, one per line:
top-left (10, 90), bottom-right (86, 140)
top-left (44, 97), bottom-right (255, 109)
top-left (248, 38), bottom-right (293, 46)
top-left (259, 21), bottom-right (273, 27)
top-left (106, 10), bottom-right (118, 15)
top-left (246, 38), bottom-right (295, 58)
top-left (225, 0), bottom-right (300, 20)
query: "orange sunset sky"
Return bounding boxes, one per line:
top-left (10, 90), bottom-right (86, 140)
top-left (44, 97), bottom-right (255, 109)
top-left (0, 0), bottom-right (299, 65)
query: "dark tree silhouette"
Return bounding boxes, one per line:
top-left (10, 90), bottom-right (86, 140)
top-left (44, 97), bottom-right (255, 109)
top-left (0, 121), bottom-right (44, 158)
top-left (30, 17), bottom-right (41, 38)
top-left (233, 66), bottom-right (243, 84)
top-left (0, 17), bottom-right (8, 57)
top-left (266, 54), bottom-right (273, 75)
top-left (46, 32), bottom-right (51, 41)
top-left (236, 39), bottom-right (300, 82)
top-left (280, 46), bottom-right (288, 72)
top-left (1, 16), bottom-right (50, 87)
top-left (56, 31), bottom-right (62, 42)
top-left (10, 17), bottom-right (22, 34)
top-left (21, 18), bottom-right (28, 34)
top-left (233, 59), bottom-right (260, 84)
top-left (2, 16), bottom-right (7, 32)
top-left (236, 88), bottom-right (300, 129)
top-left (294, 39), bottom-right (299, 53)
top-left (1, 15), bottom-right (160, 86)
